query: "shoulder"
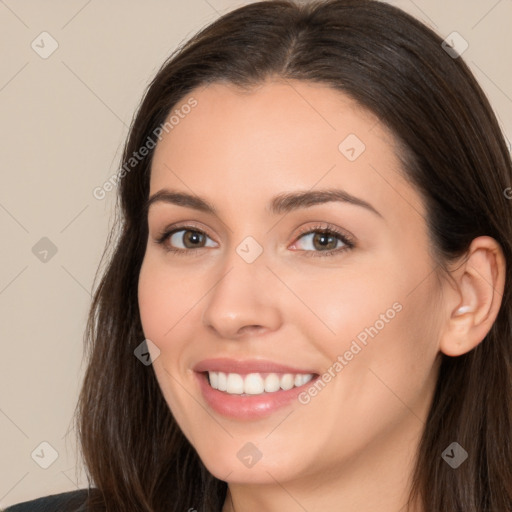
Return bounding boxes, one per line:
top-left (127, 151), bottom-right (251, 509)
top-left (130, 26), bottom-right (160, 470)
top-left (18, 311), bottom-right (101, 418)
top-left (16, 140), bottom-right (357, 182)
top-left (3, 488), bottom-right (90, 512)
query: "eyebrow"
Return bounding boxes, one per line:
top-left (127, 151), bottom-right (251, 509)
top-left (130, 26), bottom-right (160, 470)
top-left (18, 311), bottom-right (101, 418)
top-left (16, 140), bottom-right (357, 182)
top-left (144, 188), bottom-right (383, 218)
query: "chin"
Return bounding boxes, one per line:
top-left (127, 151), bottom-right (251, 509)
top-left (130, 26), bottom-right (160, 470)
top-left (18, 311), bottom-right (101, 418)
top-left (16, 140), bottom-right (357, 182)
top-left (192, 437), bottom-right (308, 485)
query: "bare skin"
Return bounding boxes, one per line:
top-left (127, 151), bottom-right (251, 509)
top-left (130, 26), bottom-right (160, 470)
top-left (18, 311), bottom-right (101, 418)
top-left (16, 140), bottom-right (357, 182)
top-left (137, 79), bottom-right (505, 512)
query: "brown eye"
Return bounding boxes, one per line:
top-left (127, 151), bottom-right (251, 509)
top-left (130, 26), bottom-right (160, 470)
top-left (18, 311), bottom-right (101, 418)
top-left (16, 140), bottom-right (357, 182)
top-left (173, 229), bottom-right (207, 249)
top-left (308, 231), bottom-right (340, 251)
top-left (156, 226), bottom-right (217, 254)
top-left (291, 225), bottom-right (355, 258)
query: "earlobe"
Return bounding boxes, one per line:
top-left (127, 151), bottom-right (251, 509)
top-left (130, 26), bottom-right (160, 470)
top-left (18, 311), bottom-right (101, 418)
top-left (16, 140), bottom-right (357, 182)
top-left (439, 236), bottom-right (506, 357)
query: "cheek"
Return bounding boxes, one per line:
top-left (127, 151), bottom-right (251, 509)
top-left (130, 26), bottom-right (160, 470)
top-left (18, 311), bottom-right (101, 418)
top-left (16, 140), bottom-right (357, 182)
top-left (138, 264), bottom-right (169, 342)
top-left (284, 260), bottom-right (400, 354)
top-left (137, 254), bottom-right (202, 343)
top-left (332, 269), bottom-right (441, 424)
top-left (294, 252), bottom-right (440, 406)
top-left (137, 255), bottom-right (205, 437)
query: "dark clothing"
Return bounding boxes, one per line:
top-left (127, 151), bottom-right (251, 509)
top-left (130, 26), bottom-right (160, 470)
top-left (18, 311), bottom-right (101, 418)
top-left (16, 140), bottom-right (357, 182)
top-left (3, 489), bottom-right (89, 512)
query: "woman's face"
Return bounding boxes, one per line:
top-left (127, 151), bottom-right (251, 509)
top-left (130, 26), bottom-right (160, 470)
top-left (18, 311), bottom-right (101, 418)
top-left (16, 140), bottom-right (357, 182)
top-left (138, 80), bottom-right (444, 488)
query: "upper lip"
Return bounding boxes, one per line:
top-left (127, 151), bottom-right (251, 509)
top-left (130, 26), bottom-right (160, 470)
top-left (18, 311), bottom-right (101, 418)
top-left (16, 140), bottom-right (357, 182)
top-left (193, 358), bottom-right (318, 375)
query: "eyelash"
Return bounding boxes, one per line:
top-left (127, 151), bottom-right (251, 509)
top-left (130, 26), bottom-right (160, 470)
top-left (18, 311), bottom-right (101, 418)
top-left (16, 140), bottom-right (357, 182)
top-left (154, 222), bottom-right (355, 258)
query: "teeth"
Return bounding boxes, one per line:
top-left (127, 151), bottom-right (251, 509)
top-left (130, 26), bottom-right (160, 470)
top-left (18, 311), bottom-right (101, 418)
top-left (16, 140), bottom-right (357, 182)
top-left (264, 373), bottom-right (280, 393)
top-left (207, 371), bottom-right (315, 395)
top-left (217, 372), bottom-right (227, 392)
top-left (280, 373), bottom-right (295, 390)
top-left (226, 373), bottom-right (244, 394)
top-left (245, 373), bottom-right (265, 394)
top-left (302, 374), bottom-right (313, 385)
top-left (209, 371), bottom-right (219, 389)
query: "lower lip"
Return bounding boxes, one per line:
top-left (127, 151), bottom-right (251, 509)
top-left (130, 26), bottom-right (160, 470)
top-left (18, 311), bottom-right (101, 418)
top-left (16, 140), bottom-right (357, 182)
top-left (195, 372), bottom-right (318, 420)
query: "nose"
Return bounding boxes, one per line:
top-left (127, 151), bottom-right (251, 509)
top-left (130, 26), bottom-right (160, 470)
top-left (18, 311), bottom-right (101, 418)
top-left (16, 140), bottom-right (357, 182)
top-left (201, 253), bottom-right (283, 340)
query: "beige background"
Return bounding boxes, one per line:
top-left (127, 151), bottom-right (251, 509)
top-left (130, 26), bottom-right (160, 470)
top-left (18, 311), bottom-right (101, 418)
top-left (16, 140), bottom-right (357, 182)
top-left (0, 0), bottom-right (511, 508)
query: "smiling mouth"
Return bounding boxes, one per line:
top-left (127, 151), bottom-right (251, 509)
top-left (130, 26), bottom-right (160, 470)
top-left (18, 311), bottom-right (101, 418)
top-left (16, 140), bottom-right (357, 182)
top-left (204, 370), bottom-right (317, 396)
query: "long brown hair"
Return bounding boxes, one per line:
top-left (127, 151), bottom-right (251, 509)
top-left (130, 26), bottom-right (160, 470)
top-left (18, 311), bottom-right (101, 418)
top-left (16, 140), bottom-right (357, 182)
top-left (75, 1), bottom-right (512, 510)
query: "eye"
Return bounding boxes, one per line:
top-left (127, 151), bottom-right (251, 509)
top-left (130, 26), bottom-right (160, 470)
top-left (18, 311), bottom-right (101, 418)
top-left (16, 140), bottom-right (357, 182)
top-left (290, 224), bottom-right (355, 258)
top-left (155, 225), bottom-right (217, 254)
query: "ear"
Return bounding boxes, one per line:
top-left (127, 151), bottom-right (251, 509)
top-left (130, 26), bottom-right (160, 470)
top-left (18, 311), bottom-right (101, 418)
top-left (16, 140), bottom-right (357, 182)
top-left (439, 236), bottom-right (506, 357)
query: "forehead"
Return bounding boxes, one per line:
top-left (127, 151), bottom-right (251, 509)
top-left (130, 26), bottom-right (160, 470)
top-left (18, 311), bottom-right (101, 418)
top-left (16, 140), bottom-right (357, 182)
top-left (149, 79), bottom-right (424, 219)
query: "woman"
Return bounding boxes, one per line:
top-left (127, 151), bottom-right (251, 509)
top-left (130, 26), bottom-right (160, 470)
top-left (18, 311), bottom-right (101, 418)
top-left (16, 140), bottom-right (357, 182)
top-left (6, 0), bottom-right (511, 510)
